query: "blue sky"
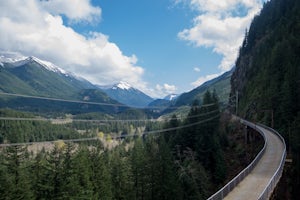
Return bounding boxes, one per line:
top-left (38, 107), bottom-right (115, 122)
top-left (90, 0), bottom-right (223, 94)
top-left (0, 0), bottom-right (265, 98)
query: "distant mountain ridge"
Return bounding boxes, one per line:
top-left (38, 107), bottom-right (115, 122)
top-left (0, 52), bottom-right (124, 113)
top-left (174, 69), bottom-right (233, 107)
top-left (1, 51), bottom-right (233, 114)
top-left (147, 69), bottom-right (232, 115)
top-left (99, 81), bottom-right (154, 108)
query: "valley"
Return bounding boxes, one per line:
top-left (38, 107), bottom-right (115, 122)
top-left (0, 0), bottom-right (299, 199)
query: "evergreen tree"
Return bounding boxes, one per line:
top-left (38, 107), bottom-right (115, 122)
top-left (69, 145), bottom-right (94, 199)
top-left (176, 148), bottom-right (209, 200)
top-left (130, 138), bottom-right (148, 200)
top-left (0, 150), bottom-right (12, 199)
top-left (110, 145), bottom-right (134, 200)
top-left (156, 137), bottom-right (181, 200)
top-left (164, 114), bottom-right (180, 143)
top-left (45, 144), bottom-right (65, 199)
top-left (31, 148), bottom-right (51, 199)
top-left (90, 148), bottom-right (113, 200)
top-left (3, 146), bottom-right (33, 199)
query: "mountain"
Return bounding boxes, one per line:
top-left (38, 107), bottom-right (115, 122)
top-left (149, 69), bottom-right (232, 116)
top-left (147, 99), bottom-right (172, 113)
top-left (1, 56), bottom-right (96, 97)
top-left (99, 81), bottom-right (154, 108)
top-left (229, 0), bottom-right (299, 197)
top-left (0, 52), bottom-right (124, 113)
top-left (174, 69), bottom-right (233, 107)
top-left (164, 94), bottom-right (179, 101)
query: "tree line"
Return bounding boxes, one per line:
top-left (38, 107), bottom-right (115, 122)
top-left (0, 90), bottom-right (229, 199)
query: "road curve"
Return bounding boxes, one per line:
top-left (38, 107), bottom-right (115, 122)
top-left (224, 122), bottom-right (285, 200)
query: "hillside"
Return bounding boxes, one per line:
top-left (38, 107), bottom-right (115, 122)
top-left (0, 55), bottom-right (124, 114)
top-left (175, 69), bottom-right (233, 107)
top-left (229, 0), bottom-right (300, 198)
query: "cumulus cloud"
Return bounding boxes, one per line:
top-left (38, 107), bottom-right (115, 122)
top-left (40, 0), bottom-right (101, 23)
top-left (177, 0), bottom-right (264, 71)
top-left (0, 0), bottom-right (145, 91)
top-left (155, 83), bottom-right (178, 97)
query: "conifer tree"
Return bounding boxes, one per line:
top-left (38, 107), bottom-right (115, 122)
top-left (4, 146), bottom-right (33, 199)
top-left (90, 149), bottom-right (113, 200)
top-left (110, 145), bottom-right (134, 200)
top-left (130, 137), bottom-right (147, 200)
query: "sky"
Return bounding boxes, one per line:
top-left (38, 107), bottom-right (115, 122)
top-left (0, 0), bottom-right (266, 98)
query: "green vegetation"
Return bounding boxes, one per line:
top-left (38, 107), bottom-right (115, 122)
top-left (175, 69), bottom-right (232, 107)
top-left (230, 0), bottom-right (300, 198)
top-left (1, 90), bottom-right (256, 199)
top-left (0, 61), bottom-right (125, 114)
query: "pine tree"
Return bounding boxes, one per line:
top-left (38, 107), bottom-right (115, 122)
top-left (90, 148), bottom-right (113, 200)
top-left (176, 148), bottom-right (209, 200)
top-left (4, 146), bottom-right (33, 199)
top-left (130, 137), bottom-right (148, 200)
top-left (156, 137), bottom-right (181, 200)
top-left (70, 145), bottom-right (94, 199)
top-left (45, 144), bottom-right (64, 199)
top-left (164, 114), bottom-right (180, 143)
top-left (31, 148), bottom-right (51, 199)
top-left (110, 145), bottom-right (134, 200)
top-left (0, 150), bottom-right (12, 199)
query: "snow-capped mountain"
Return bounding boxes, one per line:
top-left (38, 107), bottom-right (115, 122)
top-left (0, 52), bottom-right (125, 113)
top-left (112, 81), bottom-right (132, 90)
top-left (0, 51), bottom-right (101, 99)
top-left (1, 52), bottom-right (70, 77)
top-left (0, 51), bottom-right (95, 88)
top-left (164, 94), bottom-right (179, 101)
top-left (0, 51), bottom-right (27, 64)
top-left (99, 81), bottom-right (153, 108)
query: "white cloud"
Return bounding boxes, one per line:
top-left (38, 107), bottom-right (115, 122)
top-left (155, 83), bottom-right (178, 97)
top-left (177, 0), bottom-right (264, 71)
top-left (194, 67), bottom-right (200, 72)
top-left (41, 0), bottom-right (101, 23)
top-left (0, 0), bottom-right (146, 93)
top-left (191, 73), bottom-right (221, 87)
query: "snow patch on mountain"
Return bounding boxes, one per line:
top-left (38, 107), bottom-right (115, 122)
top-left (0, 51), bottom-right (67, 74)
top-left (0, 51), bottom-right (27, 63)
top-left (164, 94), bottom-right (178, 101)
top-left (112, 81), bottom-right (132, 90)
top-left (31, 56), bottom-right (68, 74)
top-left (0, 51), bottom-right (82, 78)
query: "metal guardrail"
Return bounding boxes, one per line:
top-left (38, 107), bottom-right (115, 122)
top-left (207, 119), bottom-right (286, 200)
top-left (207, 119), bottom-right (267, 200)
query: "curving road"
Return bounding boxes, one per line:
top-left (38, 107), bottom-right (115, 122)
top-left (224, 123), bottom-right (285, 199)
top-left (208, 119), bottom-right (286, 200)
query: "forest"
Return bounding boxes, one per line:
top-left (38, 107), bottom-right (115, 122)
top-left (0, 91), bottom-right (262, 199)
top-left (230, 0), bottom-right (300, 198)
top-left (2, 0), bottom-right (297, 198)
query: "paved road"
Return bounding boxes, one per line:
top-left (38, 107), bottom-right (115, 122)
top-left (224, 124), bottom-right (285, 200)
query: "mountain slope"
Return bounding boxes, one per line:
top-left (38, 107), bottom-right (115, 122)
top-left (229, 0), bottom-right (300, 198)
top-left (100, 81), bottom-right (153, 108)
top-left (175, 69), bottom-right (233, 107)
top-left (0, 54), bottom-right (124, 113)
